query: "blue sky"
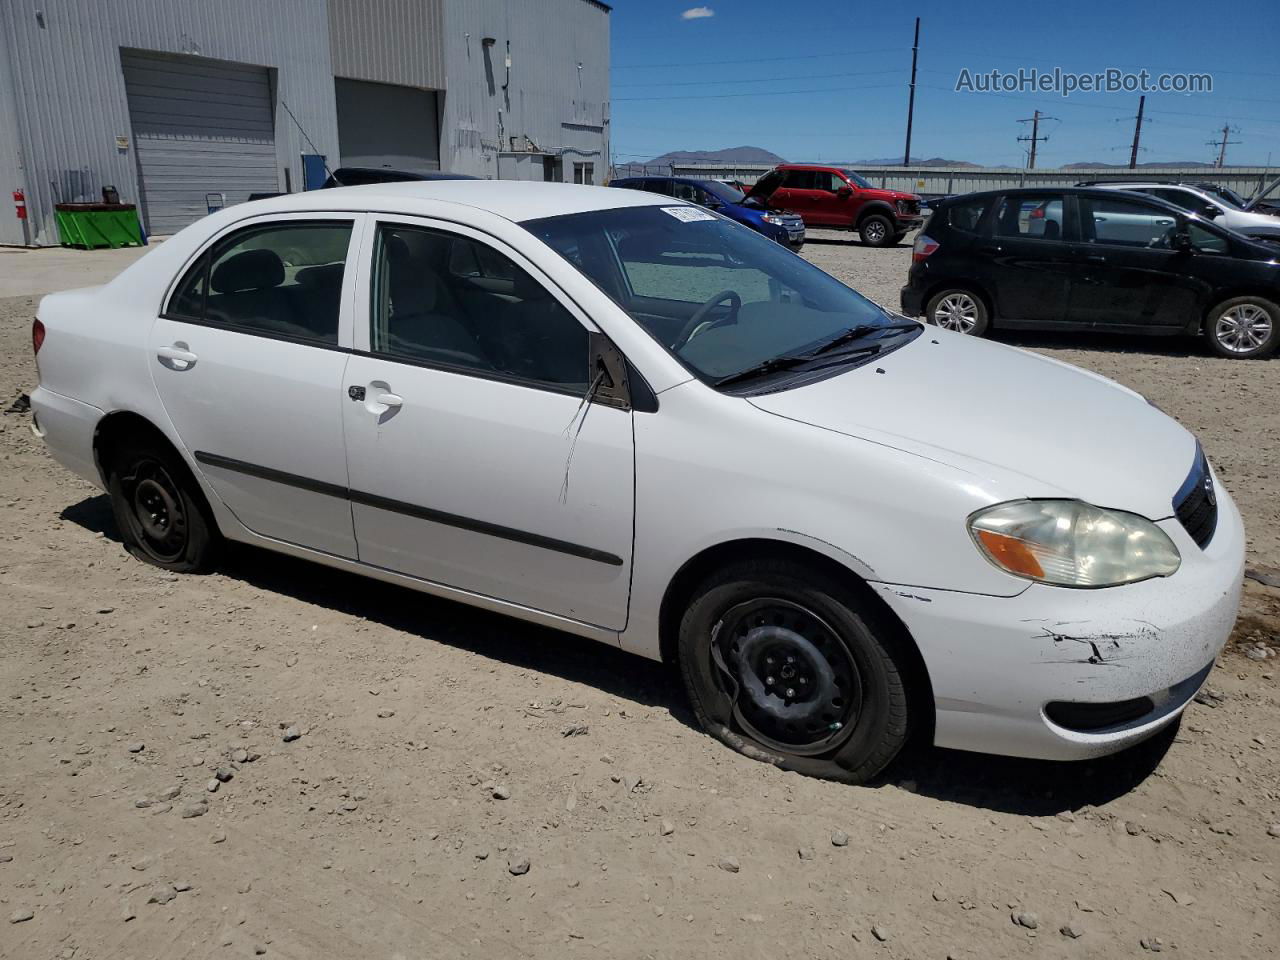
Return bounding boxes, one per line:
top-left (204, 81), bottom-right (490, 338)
top-left (608, 0), bottom-right (1280, 167)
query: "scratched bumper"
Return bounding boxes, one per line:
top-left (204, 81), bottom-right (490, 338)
top-left (877, 484), bottom-right (1245, 761)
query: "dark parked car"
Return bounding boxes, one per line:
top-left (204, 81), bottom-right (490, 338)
top-left (322, 167), bottom-right (477, 188)
top-left (901, 187), bottom-right (1280, 359)
top-left (609, 176), bottom-right (805, 249)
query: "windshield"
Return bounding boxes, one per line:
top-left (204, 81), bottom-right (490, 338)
top-left (700, 180), bottom-right (746, 204)
top-left (840, 169), bottom-right (873, 189)
top-left (523, 205), bottom-right (914, 387)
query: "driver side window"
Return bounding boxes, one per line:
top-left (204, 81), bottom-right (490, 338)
top-left (370, 224), bottom-right (589, 392)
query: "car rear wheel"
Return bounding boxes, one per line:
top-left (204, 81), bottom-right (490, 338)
top-left (926, 288), bottom-right (990, 336)
top-left (1204, 296), bottom-right (1279, 359)
top-left (859, 214), bottom-right (894, 247)
top-left (677, 558), bottom-right (912, 784)
top-left (107, 438), bottom-right (219, 572)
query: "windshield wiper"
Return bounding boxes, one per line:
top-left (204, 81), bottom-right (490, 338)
top-left (712, 320), bottom-right (920, 389)
top-left (712, 354), bottom-right (815, 389)
top-left (806, 320), bottom-right (920, 357)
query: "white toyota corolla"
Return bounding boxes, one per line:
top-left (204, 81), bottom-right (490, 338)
top-left (31, 181), bottom-right (1244, 782)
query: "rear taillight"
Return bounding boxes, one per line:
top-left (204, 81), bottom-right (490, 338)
top-left (912, 234), bottom-right (940, 263)
top-left (32, 318), bottom-right (45, 355)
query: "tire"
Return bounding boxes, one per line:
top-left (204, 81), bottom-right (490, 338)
top-left (1203, 295), bottom-right (1280, 359)
top-left (925, 288), bottom-right (990, 337)
top-left (677, 558), bottom-right (912, 784)
top-left (858, 214), bottom-right (894, 247)
top-left (106, 437), bottom-right (219, 572)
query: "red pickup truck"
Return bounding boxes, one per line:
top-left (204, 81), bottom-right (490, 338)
top-left (746, 164), bottom-right (923, 247)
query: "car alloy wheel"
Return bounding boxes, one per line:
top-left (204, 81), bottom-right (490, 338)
top-left (1214, 303), bottom-right (1273, 354)
top-left (862, 220), bottom-right (887, 244)
top-left (711, 598), bottom-right (862, 756)
top-left (933, 292), bottom-right (979, 332)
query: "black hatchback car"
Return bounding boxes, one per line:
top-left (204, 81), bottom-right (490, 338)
top-left (901, 187), bottom-right (1280, 359)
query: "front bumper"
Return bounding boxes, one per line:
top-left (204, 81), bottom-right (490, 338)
top-left (760, 220), bottom-right (806, 249)
top-left (892, 214), bottom-right (924, 233)
top-left (877, 484), bottom-right (1245, 761)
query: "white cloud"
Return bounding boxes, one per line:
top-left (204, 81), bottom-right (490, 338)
top-left (681, 6), bottom-right (715, 19)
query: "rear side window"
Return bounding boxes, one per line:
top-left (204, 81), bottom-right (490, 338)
top-left (947, 199), bottom-right (989, 233)
top-left (994, 195), bottom-right (1065, 240)
top-left (781, 170), bottom-right (816, 190)
top-left (166, 222), bottom-right (353, 345)
top-left (1080, 197), bottom-right (1179, 247)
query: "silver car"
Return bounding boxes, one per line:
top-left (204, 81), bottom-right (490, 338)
top-left (1090, 181), bottom-right (1280, 241)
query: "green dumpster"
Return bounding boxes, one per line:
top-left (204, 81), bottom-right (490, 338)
top-left (55, 203), bottom-right (144, 249)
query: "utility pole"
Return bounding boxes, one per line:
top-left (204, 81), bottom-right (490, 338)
top-left (1208, 122), bottom-right (1240, 168)
top-left (902, 17), bottom-right (920, 166)
top-left (1016, 110), bottom-right (1054, 169)
top-left (1128, 95), bottom-right (1146, 169)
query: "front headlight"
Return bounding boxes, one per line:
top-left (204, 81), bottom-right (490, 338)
top-left (762, 213), bottom-right (787, 225)
top-left (968, 500), bottom-right (1180, 588)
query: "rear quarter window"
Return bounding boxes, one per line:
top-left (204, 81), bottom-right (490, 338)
top-left (947, 199), bottom-right (989, 233)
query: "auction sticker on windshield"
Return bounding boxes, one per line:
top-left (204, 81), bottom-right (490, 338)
top-left (661, 206), bottom-right (717, 222)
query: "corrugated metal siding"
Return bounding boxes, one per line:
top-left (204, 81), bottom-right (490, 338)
top-left (122, 51), bottom-right (278, 234)
top-left (0, 0), bottom-right (339, 244)
top-left (0, 33), bottom-right (28, 245)
top-left (440, 0), bottom-right (609, 181)
top-left (328, 0), bottom-right (446, 89)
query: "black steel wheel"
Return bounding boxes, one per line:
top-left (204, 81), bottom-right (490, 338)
top-left (715, 598), bottom-right (862, 756)
top-left (678, 557), bottom-right (914, 783)
top-left (107, 437), bottom-right (218, 572)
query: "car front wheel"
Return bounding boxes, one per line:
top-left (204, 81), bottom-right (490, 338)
top-left (858, 214), bottom-right (894, 247)
top-left (107, 438), bottom-right (219, 572)
top-left (677, 558), bottom-right (912, 784)
top-left (926, 288), bottom-right (990, 336)
top-left (1204, 296), bottom-right (1279, 359)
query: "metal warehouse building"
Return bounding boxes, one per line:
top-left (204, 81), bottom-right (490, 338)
top-left (0, 0), bottom-right (610, 246)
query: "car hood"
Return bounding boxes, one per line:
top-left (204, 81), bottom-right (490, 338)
top-left (747, 329), bottom-right (1196, 520)
top-left (865, 188), bottom-right (918, 203)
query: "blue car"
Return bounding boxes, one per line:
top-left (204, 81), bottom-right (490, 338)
top-left (609, 176), bottom-right (805, 250)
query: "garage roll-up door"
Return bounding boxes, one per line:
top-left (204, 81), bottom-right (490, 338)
top-left (122, 50), bottom-right (278, 235)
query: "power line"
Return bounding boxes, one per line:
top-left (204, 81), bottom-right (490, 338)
top-left (613, 48), bottom-right (894, 70)
top-left (615, 81), bottom-right (903, 103)
top-left (613, 68), bottom-right (902, 90)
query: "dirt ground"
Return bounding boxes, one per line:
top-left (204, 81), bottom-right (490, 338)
top-left (1, 236), bottom-right (1277, 960)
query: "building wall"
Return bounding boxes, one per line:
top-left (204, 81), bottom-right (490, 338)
top-left (328, 0), bottom-right (446, 90)
top-left (0, 0), bottom-right (339, 245)
top-left (440, 0), bottom-right (609, 182)
top-left (0, 31), bottom-right (28, 245)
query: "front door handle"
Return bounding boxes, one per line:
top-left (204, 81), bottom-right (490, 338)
top-left (363, 381), bottom-right (403, 419)
top-left (157, 343), bottom-right (198, 370)
top-left (1082, 254), bottom-right (1108, 264)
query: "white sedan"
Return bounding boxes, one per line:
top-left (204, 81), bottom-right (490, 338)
top-left (30, 181), bottom-right (1244, 782)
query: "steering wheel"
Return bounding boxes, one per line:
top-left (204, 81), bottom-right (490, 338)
top-left (673, 290), bottom-right (742, 350)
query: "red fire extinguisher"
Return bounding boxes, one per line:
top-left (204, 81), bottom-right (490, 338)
top-left (13, 189), bottom-right (26, 220)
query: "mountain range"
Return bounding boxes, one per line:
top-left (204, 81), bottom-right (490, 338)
top-left (645, 146), bottom-right (1234, 170)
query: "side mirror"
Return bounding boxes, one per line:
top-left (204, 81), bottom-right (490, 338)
top-left (589, 331), bottom-right (631, 410)
top-left (836, 186), bottom-right (853, 198)
top-left (1172, 231), bottom-right (1193, 252)
top-left (1201, 205), bottom-right (1221, 220)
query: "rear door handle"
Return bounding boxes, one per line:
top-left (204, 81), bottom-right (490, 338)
top-left (156, 343), bottom-right (198, 370)
top-left (1082, 254), bottom-right (1108, 264)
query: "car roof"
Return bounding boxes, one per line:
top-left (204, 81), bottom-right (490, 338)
top-left (228, 180), bottom-right (672, 223)
top-left (775, 163), bottom-right (842, 171)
